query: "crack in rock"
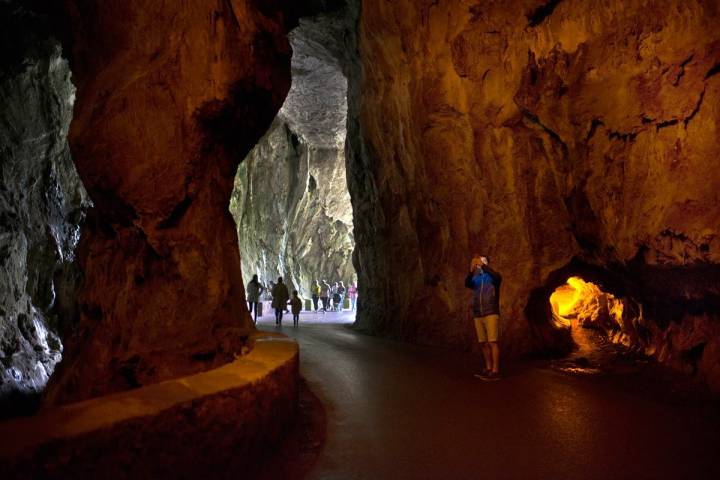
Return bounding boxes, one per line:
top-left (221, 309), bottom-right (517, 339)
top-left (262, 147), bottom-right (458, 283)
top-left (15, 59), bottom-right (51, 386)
top-left (527, 0), bottom-right (564, 27)
top-left (683, 89), bottom-right (705, 128)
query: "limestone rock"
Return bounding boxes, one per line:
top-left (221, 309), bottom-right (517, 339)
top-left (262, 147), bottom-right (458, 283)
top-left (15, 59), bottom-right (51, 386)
top-left (349, 0), bottom-right (720, 386)
top-left (231, 12), bottom-right (355, 297)
top-left (44, 1), bottom-right (298, 405)
top-left (0, 3), bottom-right (85, 406)
top-left (0, 3), bottom-right (88, 414)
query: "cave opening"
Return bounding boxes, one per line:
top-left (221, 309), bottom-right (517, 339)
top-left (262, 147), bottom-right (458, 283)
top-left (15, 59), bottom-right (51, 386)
top-left (524, 258), bottom-right (651, 369)
top-left (229, 8), bottom-right (357, 319)
top-left (549, 276), bottom-right (631, 366)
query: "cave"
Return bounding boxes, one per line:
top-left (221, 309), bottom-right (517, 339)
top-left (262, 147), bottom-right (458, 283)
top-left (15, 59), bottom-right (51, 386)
top-left (1, 0), bottom-right (720, 478)
top-left (229, 9), bottom-right (356, 301)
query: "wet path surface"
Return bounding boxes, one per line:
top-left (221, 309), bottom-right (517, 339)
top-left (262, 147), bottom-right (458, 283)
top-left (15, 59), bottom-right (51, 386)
top-left (258, 312), bottom-right (720, 479)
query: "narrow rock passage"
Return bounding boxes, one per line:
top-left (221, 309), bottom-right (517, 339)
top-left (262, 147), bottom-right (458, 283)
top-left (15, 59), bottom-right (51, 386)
top-left (258, 313), bottom-right (720, 479)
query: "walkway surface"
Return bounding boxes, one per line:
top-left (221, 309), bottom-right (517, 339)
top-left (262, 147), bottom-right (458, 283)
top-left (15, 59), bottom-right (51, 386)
top-left (257, 311), bottom-right (720, 480)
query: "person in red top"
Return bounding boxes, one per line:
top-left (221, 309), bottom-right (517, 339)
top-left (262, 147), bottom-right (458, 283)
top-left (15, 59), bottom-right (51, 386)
top-left (347, 282), bottom-right (358, 311)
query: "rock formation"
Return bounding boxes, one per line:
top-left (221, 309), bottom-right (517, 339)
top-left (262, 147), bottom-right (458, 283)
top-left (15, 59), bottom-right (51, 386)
top-left (230, 12), bottom-right (355, 297)
top-left (3, 0), bottom-right (719, 406)
top-left (43, 1), bottom-right (299, 405)
top-left (0, 3), bottom-right (88, 415)
top-left (349, 0), bottom-right (720, 388)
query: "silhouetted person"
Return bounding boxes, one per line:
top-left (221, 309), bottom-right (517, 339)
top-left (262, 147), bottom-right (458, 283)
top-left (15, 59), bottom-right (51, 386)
top-left (246, 274), bottom-right (264, 324)
top-left (311, 280), bottom-right (321, 311)
top-left (465, 254), bottom-right (502, 380)
top-left (332, 282), bottom-right (341, 311)
top-left (348, 282), bottom-right (358, 311)
top-left (289, 290), bottom-right (302, 326)
top-left (272, 277), bottom-right (290, 326)
top-left (320, 280), bottom-right (330, 312)
top-left (337, 281), bottom-right (346, 311)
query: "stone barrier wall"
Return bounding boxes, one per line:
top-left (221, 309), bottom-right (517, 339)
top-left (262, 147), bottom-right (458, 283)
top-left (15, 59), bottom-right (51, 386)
top-left (0, 334), bottom-right (298, 479)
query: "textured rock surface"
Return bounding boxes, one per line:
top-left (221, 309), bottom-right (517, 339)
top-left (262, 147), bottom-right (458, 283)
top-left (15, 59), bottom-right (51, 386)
top-left (231, 12), bottom-right (355, 296)
top-left (349, 0), bottom-right (720, 387)
top-left (0, 4), bottom-right (87, 413)
top-left (44, 1), bottom-right (298, 405)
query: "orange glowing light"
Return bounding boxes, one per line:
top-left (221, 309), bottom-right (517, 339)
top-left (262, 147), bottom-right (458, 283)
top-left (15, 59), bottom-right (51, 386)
top-left (550, 277), bottom-right (625, 330)
top-left (549, 276), bottom-right (598, 326)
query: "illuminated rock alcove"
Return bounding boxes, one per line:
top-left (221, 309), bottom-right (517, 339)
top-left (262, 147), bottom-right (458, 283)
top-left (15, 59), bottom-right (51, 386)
top-left (550, 277), bottom-right (634, 363)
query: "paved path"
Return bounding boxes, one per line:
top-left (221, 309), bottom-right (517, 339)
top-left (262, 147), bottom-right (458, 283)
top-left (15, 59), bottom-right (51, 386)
top-left (258, 312), bottom-right (720, 480)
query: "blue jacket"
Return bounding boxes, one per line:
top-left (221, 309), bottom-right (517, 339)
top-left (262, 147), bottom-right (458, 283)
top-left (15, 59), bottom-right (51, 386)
top-left (465, 266), bottom-right (502, 316)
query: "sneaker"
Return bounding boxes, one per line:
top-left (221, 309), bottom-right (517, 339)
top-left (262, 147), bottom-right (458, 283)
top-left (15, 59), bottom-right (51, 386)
top-left (481, 372), bottom-right (501, 381)
top-left (473, 369), bottom-right (490, 379)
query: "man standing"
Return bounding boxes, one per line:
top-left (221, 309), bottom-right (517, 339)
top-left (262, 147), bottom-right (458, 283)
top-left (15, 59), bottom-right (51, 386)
top-left (271, 277), bottom-right (290, 326)
top-left (465, 254), bottom-right (502, 380)
top-left (337, 281), bottom-right (346, 311)
top-left (246, 274), bottom-right (264, 324)
top-left (311, 280), bottom-right (321, 312)
top-left (320, 280), bottom-right (331, 312)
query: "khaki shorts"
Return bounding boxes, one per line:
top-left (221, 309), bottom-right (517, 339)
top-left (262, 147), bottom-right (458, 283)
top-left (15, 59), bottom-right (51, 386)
top-left (474, 314), bottom-right (500, 343)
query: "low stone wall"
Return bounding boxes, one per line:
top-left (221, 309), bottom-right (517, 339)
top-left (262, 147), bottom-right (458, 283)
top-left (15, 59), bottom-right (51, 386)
top-left (0, 333), bottom-right (299, 479)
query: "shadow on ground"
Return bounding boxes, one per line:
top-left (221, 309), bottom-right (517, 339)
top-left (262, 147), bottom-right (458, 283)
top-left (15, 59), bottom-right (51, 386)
top-left (251, 378), bottom-right (328, 480)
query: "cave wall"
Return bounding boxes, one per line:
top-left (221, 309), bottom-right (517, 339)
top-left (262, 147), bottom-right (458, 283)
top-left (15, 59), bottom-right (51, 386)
top-left (350, 0), bottom-right (720, 385)
top-left (230, 13), bottom-right (355, 298)
top-left (0, 3), bottom-right (88, 413)
top-left (231, 120), bottom-right (355, 298)
top-left (44, 0), bottom-right (299, 405)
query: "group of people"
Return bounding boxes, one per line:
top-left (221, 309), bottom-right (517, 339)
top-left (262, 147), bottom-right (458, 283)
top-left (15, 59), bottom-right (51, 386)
top-left (310, 280), bottom-right (357, 313)
top-left (245, 275), bottom-right (358, 327)
top-left (246, 257), bottom-right (502, 381)
top-left (246, 275), bottom-right (301, 326)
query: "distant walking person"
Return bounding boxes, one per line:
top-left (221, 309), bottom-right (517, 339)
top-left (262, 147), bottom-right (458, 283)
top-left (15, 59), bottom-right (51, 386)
top-left (465, 255), bottom-right (502, 381)
top-left (289, 290), bottom-right (302, 326)
top-left (347, 282), bottom-right (358, 311)
top-left (337, 281), bottom-right (346, 311)
top-left (332, 282), bottom-right (341, 311)
top-left (271, 277), bottom-right (290, 326)
top-left (320, 280), bottom-right (331, 312)
top-left (311, 280), bottom-right (321, 311)
top-left (246, 274), bottom-right (264, 324)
